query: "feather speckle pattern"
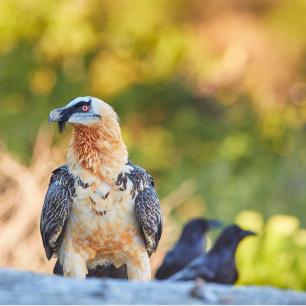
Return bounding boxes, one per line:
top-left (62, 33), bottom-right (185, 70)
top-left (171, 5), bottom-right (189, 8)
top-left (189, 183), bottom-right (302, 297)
top-left (40, 166), bottom-right (75, 259)
top-left (117, 161), bottom-right (162, 255)
top-left (135, 187), bottom-right (162, 256)
top-left (41, 161), bottom-right (162, 278)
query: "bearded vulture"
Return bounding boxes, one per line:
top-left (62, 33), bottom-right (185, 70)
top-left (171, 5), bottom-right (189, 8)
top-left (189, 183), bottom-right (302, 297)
top-left (40, 96), bottom-right (163, 280)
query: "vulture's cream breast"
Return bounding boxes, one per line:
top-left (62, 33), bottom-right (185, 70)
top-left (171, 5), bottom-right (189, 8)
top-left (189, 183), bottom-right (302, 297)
top-left (64, 169), bottom-right (145, 267)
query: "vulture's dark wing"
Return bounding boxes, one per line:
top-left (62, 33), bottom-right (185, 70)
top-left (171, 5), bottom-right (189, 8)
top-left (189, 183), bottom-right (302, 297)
top-left (40, 165), bottom-right (75, 260)
top-left (135, 188), bottom-right (162, 256)
top-left (127, 162), bottom-right (163, 256)
top-left (53, 259), bottom-right (128, 279)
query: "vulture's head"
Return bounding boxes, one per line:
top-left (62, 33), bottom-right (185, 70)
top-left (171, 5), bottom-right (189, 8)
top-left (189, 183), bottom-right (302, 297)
top-left (48, 96), bottom-right (118, 132)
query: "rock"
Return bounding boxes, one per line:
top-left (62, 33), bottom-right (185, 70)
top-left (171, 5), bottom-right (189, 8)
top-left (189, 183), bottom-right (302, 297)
top-left (0, 268), bottom-right (306, 304)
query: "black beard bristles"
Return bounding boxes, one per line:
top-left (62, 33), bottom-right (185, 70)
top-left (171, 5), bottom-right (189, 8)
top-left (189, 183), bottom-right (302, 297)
top-left (58, 121), bottom-right (66, 133)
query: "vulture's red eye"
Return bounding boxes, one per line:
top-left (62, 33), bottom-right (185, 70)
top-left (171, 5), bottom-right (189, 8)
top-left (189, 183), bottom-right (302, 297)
top-left (82, 105), bottom-right (89, 112)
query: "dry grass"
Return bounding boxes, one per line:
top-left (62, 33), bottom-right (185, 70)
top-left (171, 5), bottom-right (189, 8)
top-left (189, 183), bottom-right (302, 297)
top-left (0, 128), bottom-right (197, 275)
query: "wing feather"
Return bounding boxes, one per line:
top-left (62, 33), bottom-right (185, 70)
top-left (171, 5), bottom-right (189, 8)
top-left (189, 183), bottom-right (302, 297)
top-left (126, 162), bottom-right (163, 256)
top-left (169, 256), bottom-right (216, 281)
top-left (40, 165), bottom-right (75, 260)
top-left (135, 187), bottom-right (163, 256)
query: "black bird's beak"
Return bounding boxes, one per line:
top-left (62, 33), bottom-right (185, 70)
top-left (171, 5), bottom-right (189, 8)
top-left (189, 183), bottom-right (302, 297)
top-left (48, 108), bottom-right (66, 133)
top-left (207, 219), bottom-right (223, 229)
top-left (243, 230), bottom-right (257, 237)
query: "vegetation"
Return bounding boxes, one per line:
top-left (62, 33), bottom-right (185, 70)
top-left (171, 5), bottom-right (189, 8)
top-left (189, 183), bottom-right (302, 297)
top-left (0, 0), bottom-right (306, 289)
top-left (236, 211), bottom-right (306, 290)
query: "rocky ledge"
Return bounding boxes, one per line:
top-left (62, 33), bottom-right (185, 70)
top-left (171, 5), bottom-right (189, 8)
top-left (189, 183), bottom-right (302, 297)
top-left (1, 268), bottom-right (306, 304)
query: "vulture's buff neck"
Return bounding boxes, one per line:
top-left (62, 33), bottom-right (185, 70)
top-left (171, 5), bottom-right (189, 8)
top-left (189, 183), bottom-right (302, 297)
top-left (67, 113), bottom-right (128, 182)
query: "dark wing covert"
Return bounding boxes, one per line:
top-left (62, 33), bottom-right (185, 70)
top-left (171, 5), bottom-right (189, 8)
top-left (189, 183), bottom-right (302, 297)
top-left (40, 165), bottom-right (75, 260)
top-left (128, 162), bottom-right (163, 256)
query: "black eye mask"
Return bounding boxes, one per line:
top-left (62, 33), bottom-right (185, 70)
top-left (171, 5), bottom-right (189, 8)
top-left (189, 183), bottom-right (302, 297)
top-left (57, 100), bottom-right (92, 133)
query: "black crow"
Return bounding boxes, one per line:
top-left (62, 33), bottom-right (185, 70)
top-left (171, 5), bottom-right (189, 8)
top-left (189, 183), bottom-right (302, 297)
top-left (170, 224), bottom-right (256, 284)
top-left (155, 218), bottom-right (222, 279)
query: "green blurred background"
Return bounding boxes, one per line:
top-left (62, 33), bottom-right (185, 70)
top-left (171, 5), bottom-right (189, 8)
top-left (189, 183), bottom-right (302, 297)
top-left (1, 0), bottom-right (306, 290)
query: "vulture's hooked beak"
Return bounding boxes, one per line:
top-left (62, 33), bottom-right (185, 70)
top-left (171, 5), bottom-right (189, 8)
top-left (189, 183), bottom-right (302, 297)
top-left (48, 108), bottom-right (66, 133)
top-left (48, 108), bottom-right (64, 122)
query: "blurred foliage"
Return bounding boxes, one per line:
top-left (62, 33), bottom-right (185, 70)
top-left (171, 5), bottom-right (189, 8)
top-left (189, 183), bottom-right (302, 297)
top-left (236, 211), bottom-right (306, 290)
top-left (0, 0), bottom-right (306, 289)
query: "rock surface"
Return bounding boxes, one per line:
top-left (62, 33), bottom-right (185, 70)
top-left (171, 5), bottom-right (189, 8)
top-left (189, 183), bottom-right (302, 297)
top-left (1, 268), bottom-right (306, 304)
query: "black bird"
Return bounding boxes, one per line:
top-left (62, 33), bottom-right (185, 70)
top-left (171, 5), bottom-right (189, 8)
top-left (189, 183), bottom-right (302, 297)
top-left (155, 218), bottom-right (222, 279)
top-left (53, 259), bottom-right (128, 279)
top-left (170, 224), bottom-right (256, 284)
